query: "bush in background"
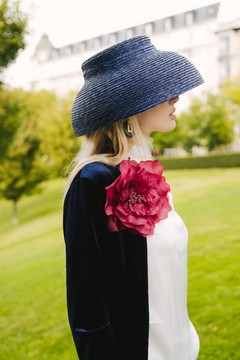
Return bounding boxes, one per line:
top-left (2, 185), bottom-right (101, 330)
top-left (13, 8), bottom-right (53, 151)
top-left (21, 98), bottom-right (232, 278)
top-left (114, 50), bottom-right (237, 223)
top-left (158, 152), bottom-right (240, 170)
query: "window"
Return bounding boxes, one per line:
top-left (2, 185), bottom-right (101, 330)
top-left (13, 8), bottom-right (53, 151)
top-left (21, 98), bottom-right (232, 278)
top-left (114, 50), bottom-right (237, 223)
top-left (195, 3), bottom-right (219, 23)
top-left (219, 58), bottom-right (231, 80)
top-left (173, 14), bottom-right (185, 29)
top-left (93, 38), bottom-right (100, 48)
top-left (145, 23), bottom-right (153, 36)
top-left (109, 33), bottom-right (116, 44)
top-left (64, 46), bottom-right (72, 56)
top-left (77, 42), bottom-right (86, 52)
top-left (164, 17), bottom-right (173, 31)
top-left (126, 28), bottom-right (134, 39)
top-left (134, 25), bottom-right (145, 36)
top-left (195, 8), bottom-right (206, 22)
top-left (185, 11), bottom-right (194, 26)
top-left (219, 36), bottom-right (230, 55)
top-left (85, 39), bottom-right (93, 50)
top-left (154, 19), bottom-right (164, 33)
top-left (207, 5), bottom-right (217, 16)
top-left (49, 49), bottom-right (58, 60)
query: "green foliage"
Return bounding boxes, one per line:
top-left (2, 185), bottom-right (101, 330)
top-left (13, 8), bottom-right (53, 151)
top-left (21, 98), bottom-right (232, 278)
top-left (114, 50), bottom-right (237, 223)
top-left (178, 98), bottom-right (206, 152)
top-left (0, 112), bottom-right (48, 223)
top-left (158, 152), bottom-right (240, 170)
top-left (0, 0), bottom-right (27, 74)
top-left (152, 77), bottom-right (240, 154)
top-left (0, 169), bottom-right (240, 359)
top-left (151, 124), bottom-right (183, 152)
top-left (0, 87), bottom-right (26, 160)
top-left (0, 88), bottom-right (80, 177)
top-left (222, 76), bottom-right (240, 138)
top-left (177, 93), bottom-right (235, 152)
top-left (200, 93), bottom-right (234, 151)
top-left (26, 90), bottom-right (81, 177)
top-left (0, 88), bottom-right (80, 222)
top-left (222, 75), bottom-right (240, 106)
top-left (0, 120), bottom-right (47, 201)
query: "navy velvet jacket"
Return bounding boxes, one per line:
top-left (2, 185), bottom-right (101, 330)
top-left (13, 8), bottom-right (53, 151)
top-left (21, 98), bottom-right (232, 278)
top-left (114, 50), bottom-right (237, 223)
top-left (63, 162), bottom-right (149, 360)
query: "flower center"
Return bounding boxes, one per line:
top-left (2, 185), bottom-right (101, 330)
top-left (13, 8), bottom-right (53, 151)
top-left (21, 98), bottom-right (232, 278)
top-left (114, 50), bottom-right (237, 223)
top-left (128, 187), bottom-right (145, 204)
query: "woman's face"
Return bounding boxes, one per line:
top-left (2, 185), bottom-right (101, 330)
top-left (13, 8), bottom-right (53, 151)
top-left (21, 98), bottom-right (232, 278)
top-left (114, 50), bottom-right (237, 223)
top-left (136, 96), bottom-right (179, 136)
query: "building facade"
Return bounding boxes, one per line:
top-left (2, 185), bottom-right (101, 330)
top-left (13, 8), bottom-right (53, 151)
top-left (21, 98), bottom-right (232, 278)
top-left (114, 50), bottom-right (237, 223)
top-left (30, 0), bottom-right (240, 151)
top-left (30, 1), bottom-right (240, 97)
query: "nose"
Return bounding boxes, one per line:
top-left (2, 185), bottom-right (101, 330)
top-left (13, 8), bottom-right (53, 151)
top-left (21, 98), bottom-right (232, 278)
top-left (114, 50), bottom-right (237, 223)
top-left (169, 96), bottom-right (179, 105)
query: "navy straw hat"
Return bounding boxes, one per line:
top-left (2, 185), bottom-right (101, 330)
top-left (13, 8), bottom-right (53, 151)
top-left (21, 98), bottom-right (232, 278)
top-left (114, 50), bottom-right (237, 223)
top-left (72, 35), bottom-right (204, 137)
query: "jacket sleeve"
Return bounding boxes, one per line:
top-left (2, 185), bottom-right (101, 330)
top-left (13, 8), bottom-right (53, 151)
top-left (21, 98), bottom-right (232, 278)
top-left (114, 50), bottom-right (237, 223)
top-left (63, 173), bottom-right (121, 360)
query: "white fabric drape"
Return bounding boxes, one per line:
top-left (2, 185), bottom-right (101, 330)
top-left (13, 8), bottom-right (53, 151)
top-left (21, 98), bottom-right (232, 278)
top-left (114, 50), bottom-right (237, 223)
top-left (128, 145), bottom-right (200, 360)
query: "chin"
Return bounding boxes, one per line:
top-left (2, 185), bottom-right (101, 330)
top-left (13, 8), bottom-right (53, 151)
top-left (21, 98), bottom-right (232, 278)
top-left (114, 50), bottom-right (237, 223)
top-left (161, 122), bottom-right (177, 133)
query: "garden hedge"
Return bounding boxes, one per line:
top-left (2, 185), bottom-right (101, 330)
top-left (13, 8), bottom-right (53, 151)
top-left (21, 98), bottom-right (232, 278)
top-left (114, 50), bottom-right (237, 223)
top-left (157, 152), bottom-right (240, 169)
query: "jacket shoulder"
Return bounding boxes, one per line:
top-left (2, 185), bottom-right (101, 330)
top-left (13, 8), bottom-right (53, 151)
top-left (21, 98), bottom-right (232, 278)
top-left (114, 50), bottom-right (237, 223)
top-left (76, 162), bottom-right (119, 186)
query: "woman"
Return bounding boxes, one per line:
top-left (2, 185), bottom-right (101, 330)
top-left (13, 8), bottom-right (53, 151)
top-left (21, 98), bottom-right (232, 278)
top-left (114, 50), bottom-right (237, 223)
top-left (63, 35), bottom-right (204, 360)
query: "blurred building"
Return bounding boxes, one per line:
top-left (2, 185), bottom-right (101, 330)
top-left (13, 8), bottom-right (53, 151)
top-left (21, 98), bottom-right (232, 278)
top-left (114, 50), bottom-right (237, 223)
top-left (30, 0), bottom-right (240, 101)
top-left (29, 0), bottom-right (240, 152)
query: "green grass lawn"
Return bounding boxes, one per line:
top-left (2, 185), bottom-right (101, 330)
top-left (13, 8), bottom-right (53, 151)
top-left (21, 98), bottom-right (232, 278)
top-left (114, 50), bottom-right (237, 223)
top-left (0, 168), bottom-right (240, 359)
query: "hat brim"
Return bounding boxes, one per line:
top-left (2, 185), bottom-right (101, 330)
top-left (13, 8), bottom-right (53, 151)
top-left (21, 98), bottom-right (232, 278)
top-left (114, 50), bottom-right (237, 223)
top-left (72, 50), bottom-right (204, 136)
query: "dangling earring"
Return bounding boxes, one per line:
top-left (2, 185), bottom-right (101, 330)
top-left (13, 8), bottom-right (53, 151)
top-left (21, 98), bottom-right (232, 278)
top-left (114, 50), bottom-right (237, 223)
top-left (124, 120), bottom-right (135, 138)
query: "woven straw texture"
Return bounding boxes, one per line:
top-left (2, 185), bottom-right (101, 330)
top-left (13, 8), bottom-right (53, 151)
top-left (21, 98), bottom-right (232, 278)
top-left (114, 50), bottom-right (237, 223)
top-left (71, 36), bottom-right (204, 137)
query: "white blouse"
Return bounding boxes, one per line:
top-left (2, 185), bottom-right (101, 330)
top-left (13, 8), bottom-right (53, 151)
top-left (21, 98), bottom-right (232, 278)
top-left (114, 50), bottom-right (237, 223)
top-left (147, 193), bottom-right (200, 360)
top-left (128, 146), bottom-right (200, 360)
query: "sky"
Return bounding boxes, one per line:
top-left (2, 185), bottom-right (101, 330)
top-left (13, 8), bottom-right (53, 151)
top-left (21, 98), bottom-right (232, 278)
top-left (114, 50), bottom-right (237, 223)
top-left (5, 0), bottom-right (219, 87)
top-left (22, 0), bottom-right (218, 46)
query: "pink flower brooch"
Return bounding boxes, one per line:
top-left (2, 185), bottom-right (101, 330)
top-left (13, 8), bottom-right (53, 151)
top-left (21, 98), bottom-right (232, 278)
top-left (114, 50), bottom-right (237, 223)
top-left (105, 158), bottom-right (171, 237)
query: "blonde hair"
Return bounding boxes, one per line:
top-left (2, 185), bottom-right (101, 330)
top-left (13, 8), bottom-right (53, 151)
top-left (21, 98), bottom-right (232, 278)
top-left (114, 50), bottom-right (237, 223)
top-left (64, 116), bottom-right (152, 195)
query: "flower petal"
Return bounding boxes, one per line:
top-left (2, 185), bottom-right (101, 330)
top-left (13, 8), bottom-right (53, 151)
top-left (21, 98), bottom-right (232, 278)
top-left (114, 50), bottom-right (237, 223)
top-left (105, 158), bottom-right (171, 236)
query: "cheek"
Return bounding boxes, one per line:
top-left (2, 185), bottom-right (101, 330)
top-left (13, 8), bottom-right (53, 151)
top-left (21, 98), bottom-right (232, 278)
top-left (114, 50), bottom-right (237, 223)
top-left (136, 105), bottom-right (174, 134)
top-left (153, 113), bottom-right (177, 132)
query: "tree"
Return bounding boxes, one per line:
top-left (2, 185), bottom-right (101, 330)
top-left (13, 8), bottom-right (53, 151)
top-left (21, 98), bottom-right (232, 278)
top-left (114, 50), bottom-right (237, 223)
top-left (151, 124), bottom-right (183, 154)
top-left (26, 90), bottom-right (81, 178)
top-left (176, 98), bottom-right (206, 153)
top-left (1, 87), bottom-right (80, 170)
top-left (0, 87), bottom-right (26, 161)
top-left (177, 93), bottom-right (234, 153)
top-left (201, 93), bottom-right (234, 151)
top-left (0, 87), bottom-right (80, 224)
top-left (0, 117), bottom-right (48, 224)
top-left (222, 76), bottom-right (240, 141)
top-left (0, 88), bottom-right (49, 224)
top-left (222, 75), bottom-right (240, 106)
top-left (0, 0), bottom-right (27, 78)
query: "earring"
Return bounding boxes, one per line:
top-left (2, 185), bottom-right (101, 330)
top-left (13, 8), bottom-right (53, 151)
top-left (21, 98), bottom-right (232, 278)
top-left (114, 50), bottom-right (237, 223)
top-left (124, 120), bottom-right (135, 138)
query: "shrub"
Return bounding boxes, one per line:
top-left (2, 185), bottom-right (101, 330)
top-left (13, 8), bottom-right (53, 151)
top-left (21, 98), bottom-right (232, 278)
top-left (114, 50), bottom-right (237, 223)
top-left (157, 153), bottom-right (240, 169)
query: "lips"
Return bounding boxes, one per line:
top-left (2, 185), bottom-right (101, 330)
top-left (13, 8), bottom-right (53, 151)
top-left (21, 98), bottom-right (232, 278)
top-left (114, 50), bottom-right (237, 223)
top-left (169, 108), bottom-right (176, 117)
